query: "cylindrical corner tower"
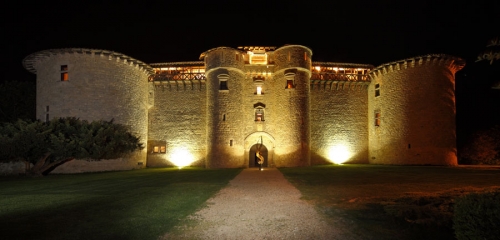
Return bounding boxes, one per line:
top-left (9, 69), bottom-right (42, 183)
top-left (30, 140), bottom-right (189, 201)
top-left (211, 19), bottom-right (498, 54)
top-left (368, 54), bottom-right (465, 165)
top-left (202, 47), bottom-right (246, 168)
top-left (23, 48), bottom-right (153, 171)
top-left (271, 45), bottom-right (312, 166)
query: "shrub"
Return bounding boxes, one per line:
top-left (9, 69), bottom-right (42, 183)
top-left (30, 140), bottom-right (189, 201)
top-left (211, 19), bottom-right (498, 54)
top-left (460, 125), bottom-right (500, 165)
top-left (453, 191), bottom-right (500, 240)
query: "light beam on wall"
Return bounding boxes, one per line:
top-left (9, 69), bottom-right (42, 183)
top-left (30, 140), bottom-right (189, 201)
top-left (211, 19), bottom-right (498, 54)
top-left (169, 147), bottom-right (194, 168)
top-left (327, 145), bottom-right (351, 164)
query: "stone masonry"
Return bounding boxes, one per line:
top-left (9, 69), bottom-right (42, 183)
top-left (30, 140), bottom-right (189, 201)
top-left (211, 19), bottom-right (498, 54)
top-left (22, 45), bottom-right (465, 173)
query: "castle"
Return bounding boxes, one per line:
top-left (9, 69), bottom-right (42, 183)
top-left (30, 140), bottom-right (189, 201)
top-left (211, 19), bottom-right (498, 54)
top-left (22, 45), bottom-right (465, 173)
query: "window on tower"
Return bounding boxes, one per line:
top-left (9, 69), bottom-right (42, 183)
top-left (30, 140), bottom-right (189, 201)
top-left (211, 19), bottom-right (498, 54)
top-left (286, 80), bottom-right (294, 89)
top-left (61, 65), bottom-right (69, 81)
top-left (375, 83), bottom-right (380, 97)
top-left (255, 108), bottom-right (265, 121)
top-left (374, 111), bottom-right (381, 126)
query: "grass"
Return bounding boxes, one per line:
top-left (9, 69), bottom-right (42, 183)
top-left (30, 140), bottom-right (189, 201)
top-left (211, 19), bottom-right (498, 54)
top-left (0, 167), bottom-right (242, 240)
top-left (279, 164), bottom-right (500, 240)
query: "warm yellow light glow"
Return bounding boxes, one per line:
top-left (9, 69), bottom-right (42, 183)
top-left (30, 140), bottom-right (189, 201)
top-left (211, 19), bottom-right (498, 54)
top-left (327, 145), bottom-right (351, 164)
top-left (170, 147), bottom-right (195, 167)
top-left (256, 86), bottom-right (262, 95)
top-left (314, 66), bottom-right (321, 71)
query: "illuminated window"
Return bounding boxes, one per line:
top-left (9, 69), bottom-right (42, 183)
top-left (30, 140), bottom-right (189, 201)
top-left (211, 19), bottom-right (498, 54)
top-left (61, 65), bottom-right (68, 81)
top-left (375, 83), bottom-right (380, 97)
top-left (235, 54), bottom-right (239, 61)
top-left (375, 111), bottom-right (381, 126)
top-left (153, 146), bottom-right (166, 153)
top-left (255, 108), bottom-right (264, 121)
top-left (286, 80), bottom-right (294, 89)
top-left (256, 86), bottom-right (262, 95)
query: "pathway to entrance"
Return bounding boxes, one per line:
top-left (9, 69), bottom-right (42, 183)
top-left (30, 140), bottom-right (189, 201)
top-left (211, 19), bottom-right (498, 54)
top-left (164, 168), bottom-right (355, 239)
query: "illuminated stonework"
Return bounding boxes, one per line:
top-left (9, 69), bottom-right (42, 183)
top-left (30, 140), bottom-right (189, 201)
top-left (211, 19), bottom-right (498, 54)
top-left (23, 45), bottom-right (465, 172)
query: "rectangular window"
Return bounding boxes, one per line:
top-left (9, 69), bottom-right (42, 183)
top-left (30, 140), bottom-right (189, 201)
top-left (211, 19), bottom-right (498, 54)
top-left (220, 80), bottom-right (228, 90)
top-left (61, 65), bottom-right (68, 81)
top-left (61, 72), bottom-right (69, 81)
top-left (230, 140), bottom-right (233, 146)
top-left (375, 83), bottom-right (380, 97)
top-left (160, 146), bottom-right (166, 153)
top-left (235, 54), bottom-right (239, 61)
top-left (256, 86), bottom-right (262, 95)
top-left (375, 111), bottom-right (381, 126)
top-left (153, 146), bottom-right (159, 153)
top-left (286, 80), bottom-right (294, 89)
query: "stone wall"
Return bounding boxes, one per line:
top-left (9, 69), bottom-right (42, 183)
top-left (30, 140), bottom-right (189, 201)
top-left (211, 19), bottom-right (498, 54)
top-left (26, 49), bottom-right (150, 172)
top-left (310, 84), bottom-right (369, 165)
top-left (368, 55), bottom-right (465, 165)
top-left (147, 81), bottom-right (207, 167)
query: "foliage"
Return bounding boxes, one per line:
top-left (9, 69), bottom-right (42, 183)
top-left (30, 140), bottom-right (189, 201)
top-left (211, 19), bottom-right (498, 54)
top-left (453, 191), bottom-right (500, 240)
top-left (476, 37), bottom-right (500, 65)
top-left (0, 118), bottom-right (143, 176)
top-left (460, 125), bottom-right (500, 165)
top-left (0, 81), bottom-right (36, 122)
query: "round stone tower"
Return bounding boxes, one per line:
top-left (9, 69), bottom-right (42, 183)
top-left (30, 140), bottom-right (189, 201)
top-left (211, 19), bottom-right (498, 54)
top-left (23, 48), bottom-right (153, 170)
top-left (368, 54), bottom-right (465, 165)
top-left (201, 47), bottom-right (246, 168)
top-left (271, 45), bottom-right (312, 166)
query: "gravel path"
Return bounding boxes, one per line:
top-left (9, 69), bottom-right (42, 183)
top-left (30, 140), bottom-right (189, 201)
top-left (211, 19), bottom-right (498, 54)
top-left (164, 168), bottom-right (355, 239)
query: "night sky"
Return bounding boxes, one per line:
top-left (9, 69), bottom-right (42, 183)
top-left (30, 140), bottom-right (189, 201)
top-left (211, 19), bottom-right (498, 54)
top-left (2, 0), bottom-right (499, 143)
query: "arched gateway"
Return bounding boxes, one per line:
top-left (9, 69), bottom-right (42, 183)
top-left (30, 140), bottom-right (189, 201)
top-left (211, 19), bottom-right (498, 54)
top-left (249, 144), bottom-right (268, 168)
top-left (244, 132), bottom-right (275, 168)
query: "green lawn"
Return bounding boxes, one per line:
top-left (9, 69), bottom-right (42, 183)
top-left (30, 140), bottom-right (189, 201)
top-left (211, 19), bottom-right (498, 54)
top-left (0, 167), bottom-right (242, 240)
top-left (279, 165), bottom-right (500, 240)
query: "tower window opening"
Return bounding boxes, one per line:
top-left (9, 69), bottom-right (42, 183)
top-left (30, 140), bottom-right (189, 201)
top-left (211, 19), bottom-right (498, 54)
top-left (223, 114), bottom-right (226, 121)
top-left (255, 108), bottom-right (265, 121)
top-left (61, 65), bottom-right (68, 81)
top-left (286, 80), bottom-right (294, 89)
top-left (235, 54), bottom-right (239, 61)
top-left (160, 146), bottom-right (166, 153)
top-left (375, 111), bottom-right (381, 126)
top-left (230, 140), bottom-right (233, 146)
top-left (220, 80), bottom-right (228, 90)
top-left (256, 86), bottom-right (262, 95)
top-left (375, 83), bottom-right (380, 97)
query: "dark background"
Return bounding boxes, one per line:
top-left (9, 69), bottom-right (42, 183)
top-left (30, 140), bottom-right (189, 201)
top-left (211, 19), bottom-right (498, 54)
top-left (2, 0), bottom-right (499, 148)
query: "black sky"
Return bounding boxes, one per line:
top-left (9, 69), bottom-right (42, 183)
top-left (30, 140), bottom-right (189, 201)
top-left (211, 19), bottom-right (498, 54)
top-left (2, 0), bottom-right (499, 140)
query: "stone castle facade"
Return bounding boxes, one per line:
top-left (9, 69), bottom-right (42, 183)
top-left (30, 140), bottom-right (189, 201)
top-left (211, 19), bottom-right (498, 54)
top-left (22, 45), bottom-right (465, 173)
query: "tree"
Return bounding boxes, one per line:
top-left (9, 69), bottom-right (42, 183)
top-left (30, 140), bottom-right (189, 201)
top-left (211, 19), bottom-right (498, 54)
top-left (0, 118), bottom-right (143, 176)
top-left (476, 37), bottom-right (500, 65)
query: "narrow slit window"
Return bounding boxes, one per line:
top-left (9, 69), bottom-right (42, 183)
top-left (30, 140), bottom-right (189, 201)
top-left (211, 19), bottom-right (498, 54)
top-left (230, 140), bottom-right (233, 146)
top-left (375, 83), bottom-right (380, 97)
top-left (375, 111), bottom-right (381, 126)
top-left (61, 65), bottom-right (68, 81)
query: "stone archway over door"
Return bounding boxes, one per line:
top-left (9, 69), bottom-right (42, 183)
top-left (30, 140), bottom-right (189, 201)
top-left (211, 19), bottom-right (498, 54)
top-left (249, 144), bottom-right (268, 168)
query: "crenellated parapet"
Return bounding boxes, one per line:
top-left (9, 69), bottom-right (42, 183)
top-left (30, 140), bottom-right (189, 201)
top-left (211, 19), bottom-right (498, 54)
top-left (369, 54), bottom-right (465, 79)
top-left (23, 48), bottom-right (154, 75)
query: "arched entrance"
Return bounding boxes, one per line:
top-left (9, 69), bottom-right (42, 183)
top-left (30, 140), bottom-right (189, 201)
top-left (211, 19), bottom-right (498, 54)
top-left (249, 144), bottom-right (268, 168)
